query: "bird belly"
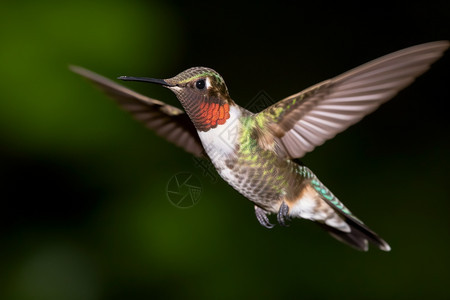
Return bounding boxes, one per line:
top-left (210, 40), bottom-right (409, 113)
top-left (210, 150), bottom-right (299, 213)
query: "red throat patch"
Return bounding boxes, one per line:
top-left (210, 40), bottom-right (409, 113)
top-left (194, 102), bottom-right (230, 131)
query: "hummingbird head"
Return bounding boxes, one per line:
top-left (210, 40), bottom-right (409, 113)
top-left (119, 67), bottom-right (234, 131)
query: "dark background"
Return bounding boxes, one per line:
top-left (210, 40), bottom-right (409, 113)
top-left (1, 1), bottom-right (449, 299)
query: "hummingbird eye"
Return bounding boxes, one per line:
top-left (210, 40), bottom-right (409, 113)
top-left (195, 79), bottom-right (206, 90)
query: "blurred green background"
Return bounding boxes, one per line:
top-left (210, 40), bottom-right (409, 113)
top-left (1, 0), bottom-right (449, 299)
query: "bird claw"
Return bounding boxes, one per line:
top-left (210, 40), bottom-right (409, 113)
top-left (277, 201), bottom-right (290, 227)
top-left (254, 205), bottom-right (274, 229)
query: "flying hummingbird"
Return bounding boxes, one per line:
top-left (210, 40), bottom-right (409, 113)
top-left (71, 41), bottom-right (449, 251)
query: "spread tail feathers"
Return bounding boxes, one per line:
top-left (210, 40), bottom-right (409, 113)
top-left (319, 218), bottom-right (391, 252)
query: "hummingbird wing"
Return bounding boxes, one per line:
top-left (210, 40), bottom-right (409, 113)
top-left (70, 65), bottom-right (205, 157)
top-left (260, 41), bottom-right (449, 159)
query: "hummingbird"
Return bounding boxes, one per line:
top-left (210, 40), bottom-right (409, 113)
top-left (71, 41), bottom-right (449, 251)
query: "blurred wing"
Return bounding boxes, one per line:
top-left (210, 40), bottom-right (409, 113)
top-left (261, 41), bottom-right (449, 158)
top-left (70, 65), bottom-right (205, 157)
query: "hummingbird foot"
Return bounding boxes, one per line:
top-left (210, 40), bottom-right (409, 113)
top-left (254, 205), bottom-right (274, 229)
top-left (277, 201), bottom-right (291, 227)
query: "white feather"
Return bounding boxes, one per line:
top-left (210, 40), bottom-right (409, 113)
top-left (289, 190), bottom-right (351, 232)
top-left (198, 105), bottom-right (242, 159)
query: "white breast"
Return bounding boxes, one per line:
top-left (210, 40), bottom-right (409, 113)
top-left (198, 105), bottom-right (242, 160)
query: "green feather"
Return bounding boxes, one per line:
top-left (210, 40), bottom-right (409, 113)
top-left (310, 178), bottom-right (354, 216)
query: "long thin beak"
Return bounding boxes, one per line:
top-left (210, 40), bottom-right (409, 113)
top-left (117, 76), bottom-right (173, 86)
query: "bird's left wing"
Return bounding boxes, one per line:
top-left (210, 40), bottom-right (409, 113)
top-left (70, 65), bottom-right (205, 157)
top-left (258, 41), bottom-right (449, 159)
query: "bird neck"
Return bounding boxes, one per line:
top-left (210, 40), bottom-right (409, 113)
top-left (185, 97), bottom-right (236, 132)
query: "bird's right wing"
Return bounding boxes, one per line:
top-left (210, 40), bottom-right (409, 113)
top-left (257, 41), bottom-right (449, 159)
top-left (70, 65), bottom-right (205, 157)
